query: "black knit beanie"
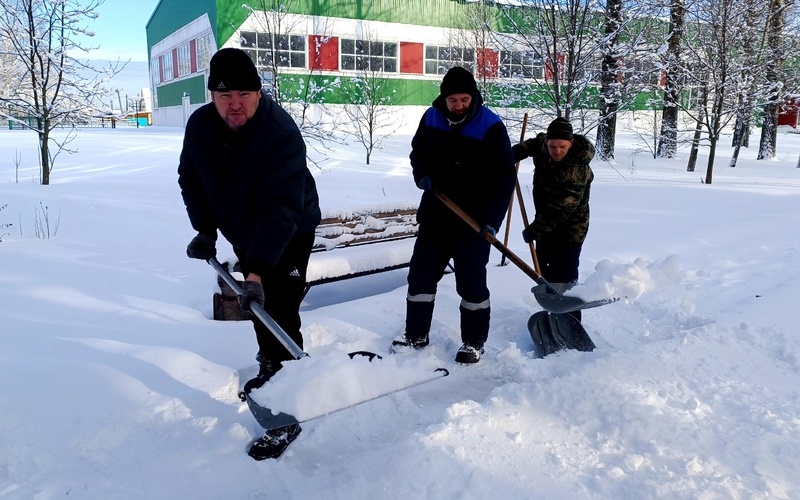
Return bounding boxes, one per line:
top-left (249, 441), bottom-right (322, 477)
top-left (546, 117), bottom-right (574, 140)
top-left (440, 66), bottom-right (478, 97)
top-left (207, 48), bottom-right (262, 92)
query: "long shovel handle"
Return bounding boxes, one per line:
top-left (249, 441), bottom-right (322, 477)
top-left (500, 113), bottom-right (529, 265)
top-left (208, 257), bottom-right (308, 360)
top-left (434, 190), bottom-right (556, 292)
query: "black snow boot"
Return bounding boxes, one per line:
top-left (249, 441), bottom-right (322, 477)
top-left (454, 343), bottom-right (484, 364)
top-left (248, 424), bottom-right (302, 460)
top-left (242, 355), bottom-right (280, 395)
top-left (456, 304), bottom-right (490, 363)
top-left (392, 298), bottom-right (434, 352)
top-left (391, 333), bottom-right (430, 352)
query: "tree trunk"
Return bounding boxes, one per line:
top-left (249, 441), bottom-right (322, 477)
top-left (657, 0), bottom-right (685, 159)
top-left (596, 0), bottom-right (623, 161)
top-left (38, 118), bottom-right (51, 185)
top-left (687, 119), bottom-right (703, 172)
top-left (758, 0), bottom-right (785, 160)
top-left (758, 103), bottom-right (779, 159)
top-left (705, 133), bottom-right (717, 184)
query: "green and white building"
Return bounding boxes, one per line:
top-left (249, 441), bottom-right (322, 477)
top-left (146, 0), bottom-right (572, 127)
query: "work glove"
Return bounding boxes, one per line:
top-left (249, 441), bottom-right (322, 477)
top-left (511, 143), bottom-right (528, 162)
top-left (186, 232), bottom-right (217, 260)
top-left (238, 280), bottom-right (265, 314)
top-left (521, 225), bottom-right (539, 244)
top-left (479, 224), bottom-right (497, 239)
top-left (416, 176), bottom-right (433, 192)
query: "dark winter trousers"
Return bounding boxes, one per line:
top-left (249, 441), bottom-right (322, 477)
top-left (234, 232), bottom-right (315, 366)
top-left (535, 236), bottom-right (583, 322)
top-left (405, 226), bottom-right (492, 347)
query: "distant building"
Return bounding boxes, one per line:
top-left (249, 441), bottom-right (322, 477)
top-left (146, 0), bottom-right (539, 127)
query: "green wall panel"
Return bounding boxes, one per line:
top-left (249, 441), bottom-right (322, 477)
top-left (157, 75), bottom-right (207, 107)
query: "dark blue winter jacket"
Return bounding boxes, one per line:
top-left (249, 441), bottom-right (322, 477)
top-left (410, 92), bottom-right (515, 238)
top-left (178, 92), bottom-right (321, 276)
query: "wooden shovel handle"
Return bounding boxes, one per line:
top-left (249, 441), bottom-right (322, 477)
top-left (434, 190), bottom-right (546, 285)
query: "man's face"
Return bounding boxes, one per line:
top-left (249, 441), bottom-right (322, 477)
top-left (547, 138), bottom-right (573, 162)
top-left (212, 90), bottom-right (260, 130)
top-left (445, 93), bottom-right (472, 115)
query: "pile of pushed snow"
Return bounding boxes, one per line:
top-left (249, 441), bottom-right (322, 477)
top-left (249, 353), bottom-right (446, 421)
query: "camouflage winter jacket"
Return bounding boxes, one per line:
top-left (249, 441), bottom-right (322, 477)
top-left (513, 133), bottom-right (595, 243)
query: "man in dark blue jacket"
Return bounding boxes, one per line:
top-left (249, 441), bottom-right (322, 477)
top-left (178, 48), bottom-right (321, 460)
top-left (392, 67), bottom-right (515, 364)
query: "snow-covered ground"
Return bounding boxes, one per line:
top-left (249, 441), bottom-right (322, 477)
top-left (1, 121), bottom-right (799, 499)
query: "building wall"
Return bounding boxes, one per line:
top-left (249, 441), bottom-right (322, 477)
top-left (146, 1), bottom-right (524, 126)
top-left (144, 1), bottom-right (658, 127)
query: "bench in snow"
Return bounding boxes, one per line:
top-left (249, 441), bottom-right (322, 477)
top-left (304, 203), bottom-right (419, 296)
top-left (213, 203), bottom-right (418, 320)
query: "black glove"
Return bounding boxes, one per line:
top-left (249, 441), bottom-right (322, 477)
top-left (511, 142), bottom-right (529, 162)
top-left (521, 225), bottom-right (539, 244)
top-left (416, 176), bottom-right (433, 192)
top-left (186, 233), bottom-right (216, 260)
top-left (479, 224), bottom-right (497, 239)
top-left (238, 280), bottom-right (265, 314)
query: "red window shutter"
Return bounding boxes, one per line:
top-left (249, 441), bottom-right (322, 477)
top-left (309, 35), bottom-right (339, 70)
top-left (400, 42), bottom-right (423, 74)
top-left (172, 48), bottom-right (179, 79)
top-left (190, 39), bottom-right (197, 74)
top-left (477, 48), bottom-right (498, 78)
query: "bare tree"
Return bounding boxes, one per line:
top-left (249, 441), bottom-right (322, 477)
top-left (674, 0), bottom-right (756, 182)
top-left (595, 0), bottom-right (624, 160)
top-left (242, 0), bottom-right (344, 156)
top-left (339, 30), bottom-right (400, 165)
top-left (757, 0), bottom-right (790, 160)
top-left (656, 0), bottom-right (686, 159)
top-left (0, 0), bottom-right (123, 185)
top-left (0, 31), bottom-right (24, 99)
top-left (499, 0), bottom-right (604, 123)
top-left (728, 3), bottom-right (766, 167)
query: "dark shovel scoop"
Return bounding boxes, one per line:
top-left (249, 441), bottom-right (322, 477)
top-left (528, 311), bottom-right (596, 358)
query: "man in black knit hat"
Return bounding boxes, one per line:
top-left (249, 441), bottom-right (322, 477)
top-left (178, 47), bottom-right (321, 460)
top-left (512, 117), bottom-right (595, 323)
top-left (391, 66), bottom-right (515, 364)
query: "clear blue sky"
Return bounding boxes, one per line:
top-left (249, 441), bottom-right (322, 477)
top-left (87, 0), bottom-right (161, 62)
top-left (86, 0), bottom-right (162, 102)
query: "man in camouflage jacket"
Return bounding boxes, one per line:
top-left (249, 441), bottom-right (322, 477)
top-left (512, 117), bottom-right (595, 322)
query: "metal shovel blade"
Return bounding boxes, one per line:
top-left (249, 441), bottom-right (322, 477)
top-left (532, 284), bottom-right (618, 314)
top-left (243, 368), bottom-right (450, 431)
top-left (528, 311), bottom-right (596, 358)
top-left (241, 392), bottom-right (301, 430)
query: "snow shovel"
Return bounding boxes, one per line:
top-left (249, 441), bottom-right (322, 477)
top-left (524, 245), bottom-right (596, 357)
top-left (208, 257), bottom-right (449, 430)
top-left (434, 191), bottom-right (615, 314)
top-left (507, 176), bottom-right (596, 357)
